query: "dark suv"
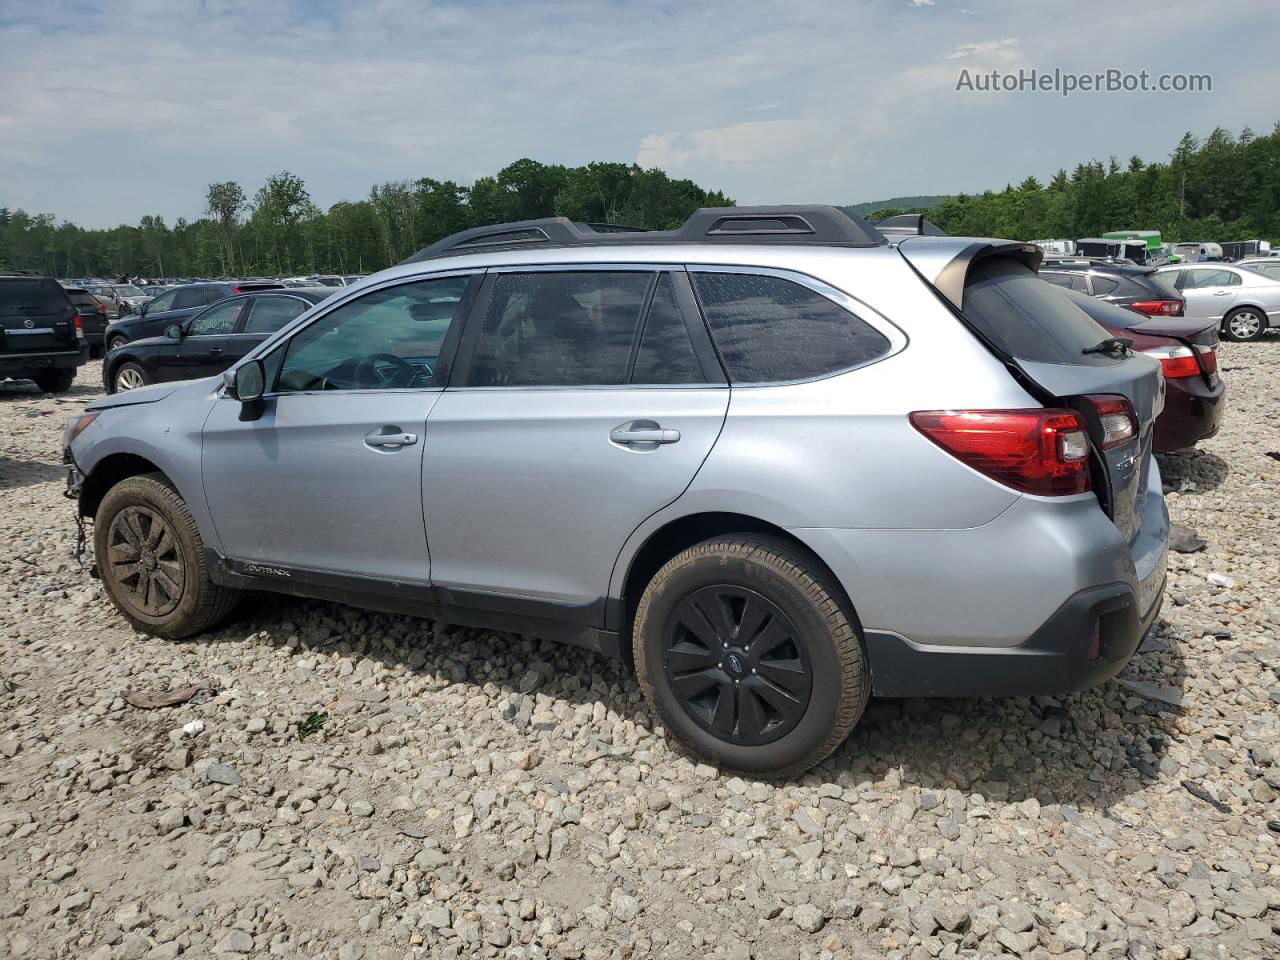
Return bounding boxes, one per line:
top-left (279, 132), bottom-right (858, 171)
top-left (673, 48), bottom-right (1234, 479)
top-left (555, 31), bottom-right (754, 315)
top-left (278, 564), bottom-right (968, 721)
top-left (104, 281), bottom-right (284, 350)
top-left (1, 275), bottom-right (88, 392)
top-left (1041, 258), bottom-right (1224, 452)
top-left (63, 287), bottom-right (112, 357)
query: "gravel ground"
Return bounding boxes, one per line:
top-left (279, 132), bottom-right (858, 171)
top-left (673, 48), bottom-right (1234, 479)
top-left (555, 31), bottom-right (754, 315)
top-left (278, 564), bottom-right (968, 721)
top-left (2, 349), bottom-right (1278, 960)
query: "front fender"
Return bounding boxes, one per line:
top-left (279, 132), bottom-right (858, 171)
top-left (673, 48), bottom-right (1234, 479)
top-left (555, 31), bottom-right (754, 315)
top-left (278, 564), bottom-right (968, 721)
top-left (72, 382), bottom-right (222, 551)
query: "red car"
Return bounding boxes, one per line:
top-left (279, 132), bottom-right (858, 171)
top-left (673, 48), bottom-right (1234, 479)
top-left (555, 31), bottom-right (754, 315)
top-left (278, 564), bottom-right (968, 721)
top-left (1042, 260), bottom-right (1224, 453)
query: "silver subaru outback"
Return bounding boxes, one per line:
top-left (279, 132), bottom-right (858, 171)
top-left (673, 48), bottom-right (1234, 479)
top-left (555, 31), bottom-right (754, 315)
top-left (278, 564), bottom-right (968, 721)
top-left (64, 207), bottom-right (1169, 776)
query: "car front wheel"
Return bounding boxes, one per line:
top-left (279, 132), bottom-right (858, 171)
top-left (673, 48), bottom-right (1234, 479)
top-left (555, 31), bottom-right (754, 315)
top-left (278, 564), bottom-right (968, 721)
top-left (112, 362), bottom-right (149, 393)
top-left (108, 335), bottom-right (128, 352)
top-left (95, 474), bottom-right (239, 639)
top-left (633, 535), bottom-right (868, 777)
top-left (1222, 307), bottom-right (1267, 342)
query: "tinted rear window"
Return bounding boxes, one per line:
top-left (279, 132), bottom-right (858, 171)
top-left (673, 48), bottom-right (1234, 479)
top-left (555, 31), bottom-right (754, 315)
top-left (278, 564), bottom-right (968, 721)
top-left (962, 258), bottom-right (1113, 365)
top-left (692, 272), bottom-right (890, 383)
top-left (0, 279), bottom-right (71, 315)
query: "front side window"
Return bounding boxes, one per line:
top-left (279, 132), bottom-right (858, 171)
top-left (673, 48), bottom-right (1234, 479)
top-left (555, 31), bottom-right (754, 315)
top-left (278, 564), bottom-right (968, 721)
top-left (691, 272), bottom-right (891, 383)
top-left (277, 276), bottom-right (469, 392)
top-left (187, 300), bottom-right (245, 336)
top-left (147, 290), bottom-right (178, 313)
top-left (466, 271), bottom-right (651, 387)
top-left (244, 296), bottom-right (310, 334)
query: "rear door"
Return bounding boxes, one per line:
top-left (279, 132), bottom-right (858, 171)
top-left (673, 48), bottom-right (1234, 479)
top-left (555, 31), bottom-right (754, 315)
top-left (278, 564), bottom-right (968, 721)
top-left (422, 267), bottom-right (728, 620)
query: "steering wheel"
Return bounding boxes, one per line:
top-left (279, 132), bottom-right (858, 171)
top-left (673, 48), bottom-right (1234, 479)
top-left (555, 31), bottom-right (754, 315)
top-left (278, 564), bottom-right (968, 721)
top-left (352, 353), bottom-right (415, 389)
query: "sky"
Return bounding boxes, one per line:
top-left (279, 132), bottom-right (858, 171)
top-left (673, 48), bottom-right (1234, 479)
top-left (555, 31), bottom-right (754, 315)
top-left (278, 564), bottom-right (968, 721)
top-left (1, 0), bottom-right (1276, 228)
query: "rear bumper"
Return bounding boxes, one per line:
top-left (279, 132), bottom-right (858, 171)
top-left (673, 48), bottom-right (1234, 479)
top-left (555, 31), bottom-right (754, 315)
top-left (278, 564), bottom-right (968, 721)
top-left (1153, 374), bottom-right (1225, 452)
top-left (865, 579), bottom-right (1163, 697)
top-left (791, 458), bottom-right (1169, 699)
top-left (0, 345), bottom-right (88, 376)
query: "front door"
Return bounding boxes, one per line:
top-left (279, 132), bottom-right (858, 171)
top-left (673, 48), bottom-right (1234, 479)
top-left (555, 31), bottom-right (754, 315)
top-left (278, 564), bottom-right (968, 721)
top-left (169, 298), bottom-right (248, 381)
top-left (422, 268), bottom-right (729, 619)
top-left (200, 273), bottom-right (476, 583)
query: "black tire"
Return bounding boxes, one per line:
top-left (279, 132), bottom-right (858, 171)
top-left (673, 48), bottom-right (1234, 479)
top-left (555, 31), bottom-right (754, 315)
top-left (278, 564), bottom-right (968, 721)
top-left (111, 361), bottom-right (150, 394)
top-left (108, 335), bottom-right (128, 352)
top-left (89, 344), bottom-right (105, 360)
top-left (1221, 307), bottom-right (1267, 342)
top-left (633, 535), bottom-right (868, 778)
top-left (34, 369), bottom-right (75, 393)
top-left (94, 474), bottom-right (239, 639)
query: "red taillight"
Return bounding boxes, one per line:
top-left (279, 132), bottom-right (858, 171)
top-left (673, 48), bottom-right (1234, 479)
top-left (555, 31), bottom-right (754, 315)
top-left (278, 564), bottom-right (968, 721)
top-left (73, 314), bottom-right (83, 337)
top-left (909, 409), bottom-right (1091, 497)
top-left (1197, 345), bottom-right (1217, 375)
top-left (1141, 344), bottom-right (1201, 379)
top-left (1082, 395), bottom-right (1137, 449)
top-left (1129, 300), bottom-right (1184, 317)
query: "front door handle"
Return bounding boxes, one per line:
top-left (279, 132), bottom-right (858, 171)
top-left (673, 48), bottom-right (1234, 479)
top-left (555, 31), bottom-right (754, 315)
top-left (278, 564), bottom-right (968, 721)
top-left (610, 420), bottom-right (680, 446)
top-left (1212, 290), bottom-right (1231, 296)
top-left (209, 347), bottom-right (224, 355)
top-left (365, 429), bottom-right (418, 449)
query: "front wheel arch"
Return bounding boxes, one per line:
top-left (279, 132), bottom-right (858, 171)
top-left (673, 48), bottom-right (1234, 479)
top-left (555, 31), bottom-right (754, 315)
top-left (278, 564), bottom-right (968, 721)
top-left (79, 453), bottom-right (167, 519)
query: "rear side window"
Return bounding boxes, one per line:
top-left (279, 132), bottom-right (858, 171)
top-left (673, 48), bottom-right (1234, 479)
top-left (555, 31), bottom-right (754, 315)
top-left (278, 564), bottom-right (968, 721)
top-left (691, 272), bottom-right (890, 383)
top-left (0, 279), bottom-right (71, 315)
top-left (631, 275), bottom-right (704, 385)
top-left (172, 288), bottom-right (208, 309)
top-left (962, 258), bottom-right (1112, 365)
top-left (1089, 276), bottom-right (1119, 296)
top-left (467, 271), bottom-right (651, 387)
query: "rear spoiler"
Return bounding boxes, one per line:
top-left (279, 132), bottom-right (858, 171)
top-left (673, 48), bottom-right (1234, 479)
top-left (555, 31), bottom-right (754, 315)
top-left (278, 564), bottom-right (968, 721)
top-left (897, 238), bottom-right (1044, 311)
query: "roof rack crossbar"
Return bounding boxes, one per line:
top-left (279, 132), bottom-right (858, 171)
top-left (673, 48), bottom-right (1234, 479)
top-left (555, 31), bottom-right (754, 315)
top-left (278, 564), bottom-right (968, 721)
top-left (401, 205), bottom-right (887, 263)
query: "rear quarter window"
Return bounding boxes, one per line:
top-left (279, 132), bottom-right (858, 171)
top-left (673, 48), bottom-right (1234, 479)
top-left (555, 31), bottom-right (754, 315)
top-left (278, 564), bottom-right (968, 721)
top-left (962, 258), bottom-right (1114, 365)
top-left (691, 272), bottom-right (890, 383)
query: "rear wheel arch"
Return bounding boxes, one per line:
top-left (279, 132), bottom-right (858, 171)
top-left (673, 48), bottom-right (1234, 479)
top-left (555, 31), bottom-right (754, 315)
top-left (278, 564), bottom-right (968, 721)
top-left (616, 512), bottom-right (860, 660)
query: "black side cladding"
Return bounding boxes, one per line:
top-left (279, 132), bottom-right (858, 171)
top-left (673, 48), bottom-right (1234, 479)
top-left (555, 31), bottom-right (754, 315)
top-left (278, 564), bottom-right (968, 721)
top-left (401, 206), bottom-right (888, 263)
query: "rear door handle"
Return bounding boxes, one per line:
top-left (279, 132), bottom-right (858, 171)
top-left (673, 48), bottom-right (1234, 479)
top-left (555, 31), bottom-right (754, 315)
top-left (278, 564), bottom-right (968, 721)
top-left (1212, 290), bottom-right (1231, 296)
top-left (365, 429), bottom-right (418, 449)
top-left (610, 420), bottom-right (680, 446)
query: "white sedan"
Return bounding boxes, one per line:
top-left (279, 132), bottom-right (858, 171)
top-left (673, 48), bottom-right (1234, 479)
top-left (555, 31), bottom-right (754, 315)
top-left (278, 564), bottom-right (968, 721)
top-left (1155, 263), bottom-right (1280, 342)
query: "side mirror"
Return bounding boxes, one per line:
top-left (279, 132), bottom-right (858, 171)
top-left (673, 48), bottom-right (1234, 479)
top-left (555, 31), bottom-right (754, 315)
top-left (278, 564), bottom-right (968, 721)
top-left (164, 324), bottom-right (183, 340)
top-left (138, 302), bottom-right (149, 315)
top-left (231, 359), bottom-right (265, 402)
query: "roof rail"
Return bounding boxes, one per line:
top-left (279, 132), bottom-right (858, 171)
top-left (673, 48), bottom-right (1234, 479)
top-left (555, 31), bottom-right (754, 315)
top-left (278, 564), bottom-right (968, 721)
top-left (872, 214), bottom-right (948, 238)
top-left (401, 205), bottom-right (887, 263)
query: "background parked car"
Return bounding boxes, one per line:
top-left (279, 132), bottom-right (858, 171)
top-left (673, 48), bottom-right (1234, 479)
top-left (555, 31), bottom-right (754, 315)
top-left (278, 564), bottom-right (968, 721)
top-left (1154, 263), bottom-right (1280, 341)
top-left (104, 280), bottom-right (285, 349)
top-left (105, 288), bottom-right (333, 393)
top-left (1236, 258), bottom-right (1280, 282)
top-left (0, 274), bottom-right (87, 392)
top-left (1042, 259), bottom-right (1224, 452)
top-left (61, 287), bottom-right (112, 357)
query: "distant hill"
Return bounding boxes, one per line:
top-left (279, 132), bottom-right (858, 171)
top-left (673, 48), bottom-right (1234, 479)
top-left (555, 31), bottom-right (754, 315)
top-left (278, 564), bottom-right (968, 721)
top-left (844, 195), bottom-right (951, 215)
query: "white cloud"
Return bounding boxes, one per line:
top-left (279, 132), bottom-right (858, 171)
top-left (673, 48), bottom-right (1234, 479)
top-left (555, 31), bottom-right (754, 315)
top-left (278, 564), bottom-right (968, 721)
top-left (0, 0), bottom-right (1275, 224)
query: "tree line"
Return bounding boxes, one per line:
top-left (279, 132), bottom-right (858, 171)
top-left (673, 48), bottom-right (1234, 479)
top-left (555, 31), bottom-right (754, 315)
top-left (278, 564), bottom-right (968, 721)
top-left (0, 160), bottom-right (732, 279)
top-left (872, 123), bottom-right (1280, 245)
top-left (2, 122), bottom-right (1277, 279)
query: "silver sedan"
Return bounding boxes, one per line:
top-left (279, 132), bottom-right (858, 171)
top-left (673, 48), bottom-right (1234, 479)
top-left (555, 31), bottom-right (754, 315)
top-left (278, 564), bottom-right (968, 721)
top-left (1155, 263), bottom-right (1280, 341)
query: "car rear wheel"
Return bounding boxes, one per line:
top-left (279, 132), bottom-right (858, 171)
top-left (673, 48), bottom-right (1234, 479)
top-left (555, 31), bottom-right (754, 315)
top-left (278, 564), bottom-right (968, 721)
top-left (34, 369), bottom-right (75, 393)
top-left (95, 474), bottom-right (239, 639)
top-left (112, 362), bottom-right (149, 393)
top-left (1222, 307), bottom-right (1266, 342)
top-left (633, 535), bottom-right (868, 777)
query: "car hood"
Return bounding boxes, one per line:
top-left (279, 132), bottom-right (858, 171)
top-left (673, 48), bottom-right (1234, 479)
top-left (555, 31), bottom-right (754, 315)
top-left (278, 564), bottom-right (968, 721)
top-left (87, 381), bottom-right (183, 410)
